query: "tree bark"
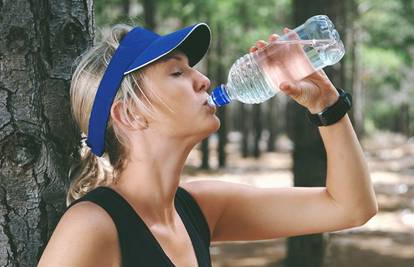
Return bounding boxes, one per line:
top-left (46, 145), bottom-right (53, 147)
top-left (266, 98), bottom-right (278, 152)
top-left (399, 103), bottom-right (410, 136)
top-left (216, 22), bottom-right (227, 168)
top-left (0, 1), bottom-right (94, 266)
top-left (240, 104), bottom-right (252, 157)
top-left (143, 0), bottom-right (156, 30)
top-left (122, 0), bottom-right (130, 16)
top-left (253, 104), bottom-right (262, 158)
top-left (286, 234), bottom-right (327, 267)
top-left (200, 137), bottom-right (210, 170)
top-left (347, 0), bottom-right (365, 137)
top-left (286, 1), bottom-right (345, 266)
top-left (200, 52), bottom-right (212, 170)
top-left (350, 26), bottom-right (365, 137)
top-left (200, 8), bottom-right (213, 171)
top-left (285, 100), bottom-right (328, 267)
top-left (239, 0), bottom-right (253, 158)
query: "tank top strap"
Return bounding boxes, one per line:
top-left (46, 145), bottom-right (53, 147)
top-left (66, 186), bottom-right (212, 267)
top-left (175, 186), bottom-right (211, 247)
top-left (67, 186), bottom-right (171, 267)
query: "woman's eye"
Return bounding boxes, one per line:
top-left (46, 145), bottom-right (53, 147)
top-left (171, 71), bottom-right (183, 77)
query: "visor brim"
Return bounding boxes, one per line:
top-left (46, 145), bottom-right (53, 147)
top-left (124, 23), bottom-right (211, 75)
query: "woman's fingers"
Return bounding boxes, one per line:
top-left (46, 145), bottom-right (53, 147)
top-left (268, 34), bottom-right (279, 42)
top-left (307, 70), bottom-right (336, 91)
top-left (250, 33), bottom-right (279, 52)
top-left (283, 27), bottom-right (291, 34)
top-left (249, 40), bottom-right (267, 52)
top-left (279, 81), bottom-right (301, 99)
top-left (250, 40), bottom-right (267, 53)
top-left (256, 40), bottom-right (267, 49)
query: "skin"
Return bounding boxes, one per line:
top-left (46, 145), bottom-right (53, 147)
top-left (38, 30), bottom-right (378, 267)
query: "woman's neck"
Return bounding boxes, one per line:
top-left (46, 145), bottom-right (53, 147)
top-left (109, 136), bottom-right (196, 227)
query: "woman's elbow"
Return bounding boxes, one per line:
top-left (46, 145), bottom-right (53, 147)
top-left (352, 202), bottom-right (379, 227)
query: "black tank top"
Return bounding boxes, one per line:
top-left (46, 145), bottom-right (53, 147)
top-left (67, 186), bottom-right (212, 267)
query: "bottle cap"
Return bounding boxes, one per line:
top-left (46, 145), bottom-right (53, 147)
top-left (210, 84), bottom-right (231, 107)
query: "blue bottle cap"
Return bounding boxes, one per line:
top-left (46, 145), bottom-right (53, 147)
top-left (210, 84), bottom-right (231, 107)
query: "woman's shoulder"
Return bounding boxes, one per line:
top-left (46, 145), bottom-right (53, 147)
top-left (64, 200), bottom-right (117, 232)
top-left (37, 200), bottom-right (120, 266)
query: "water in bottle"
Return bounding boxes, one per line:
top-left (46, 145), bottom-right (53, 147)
top-left (207, 15), bottom-right (345, 107)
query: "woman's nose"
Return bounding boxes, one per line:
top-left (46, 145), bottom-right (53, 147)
top-left (195, 73), bottom-right (211, 92)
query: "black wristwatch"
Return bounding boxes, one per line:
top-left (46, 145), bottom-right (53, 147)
top-left (307, 89), bottom-right (352, 127)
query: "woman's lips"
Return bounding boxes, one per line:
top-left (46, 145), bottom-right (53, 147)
top-left (204, 101), bottom-right (216, 113)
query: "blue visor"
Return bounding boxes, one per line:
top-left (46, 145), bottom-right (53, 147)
top-left (86, 23), bottom-right (211, 157)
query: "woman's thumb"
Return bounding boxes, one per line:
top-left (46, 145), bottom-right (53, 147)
top-left (280, 81), bottom-right (300, 97)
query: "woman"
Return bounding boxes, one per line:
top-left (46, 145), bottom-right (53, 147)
top-left (38, 23), bottom-right (378, 267)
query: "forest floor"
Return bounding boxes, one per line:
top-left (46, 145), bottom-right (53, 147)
top-left (181, 131), bottom-right (414, 267)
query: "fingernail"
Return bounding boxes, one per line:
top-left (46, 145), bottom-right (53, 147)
top-left (280, 82), bottom-right (288, 90)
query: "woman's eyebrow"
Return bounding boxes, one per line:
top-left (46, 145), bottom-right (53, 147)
top-left (161, 54), bottom-right (189, 64)
top-left (165, 55), bottom-right (182, 61)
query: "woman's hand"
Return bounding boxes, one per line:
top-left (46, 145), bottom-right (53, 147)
top-left (250, 28), bottom-right (340, 114)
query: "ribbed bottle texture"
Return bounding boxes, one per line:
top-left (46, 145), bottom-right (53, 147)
top-left (208, 15), bottom-right (345, 107)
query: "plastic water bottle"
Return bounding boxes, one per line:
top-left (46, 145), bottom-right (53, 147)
top-left (207, 15), bottom-right (345, 107)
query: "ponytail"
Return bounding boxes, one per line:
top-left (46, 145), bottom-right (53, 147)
top-left (66, 140), bottom-right (113, 206)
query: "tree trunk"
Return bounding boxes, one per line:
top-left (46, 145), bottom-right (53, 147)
top-left (0, 1), bottom-right (94, 266)
top-left (286, 1), bottom-right (345, 266)
top-left (240, 104), bottom-right (252, 157)
top-left (143, 0), bottom-right (156, 30)
top-left (200, 137), bottom-right (210, 170)
top-left (347, 0), bottom-right (365, 137)
top-left (199, 7), bottom-right (211, 170)
top-left (216, 22), bottom-right (227, 168)
top-left (399, 103), bottom-right (410, 136)
top-left (200, 46), bottom-right (213, 170)
top-left (122, 0), bottom-right (130, 16)
top-left (286, 234), bottom-right (327, 267)
top-left (350, 27), bottom-right (365, 137)
top-left (267, 98), bottom-right (278, 152)
top-left (253, 104), bottom-right (262, 158)
top-left (285, 101), bottom-right (328, 267)
top-left (239, 1), bottom-right (253, 158)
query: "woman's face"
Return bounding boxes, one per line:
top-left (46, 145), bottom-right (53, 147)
top-left (140, 51), bottom-right (220, 140)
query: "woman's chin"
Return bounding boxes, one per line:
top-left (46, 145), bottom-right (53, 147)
top-left (209, 116), bottom-right (221, 132)
top-left (198, 118), bottom-right (220, 139)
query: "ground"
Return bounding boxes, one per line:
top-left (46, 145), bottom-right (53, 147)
top-left (181, 132), bottom-right (414, 267)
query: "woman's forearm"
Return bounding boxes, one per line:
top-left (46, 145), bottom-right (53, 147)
top-left (319, 114), bottom-right (378, 223)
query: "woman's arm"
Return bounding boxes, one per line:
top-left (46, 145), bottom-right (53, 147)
top-left (183, 115), bottom-right (377, 242)
top-left (320, 115), bottom-right (378, 223)
top-left (181, 32), bottom-right (377, 242)
top-left (183, 136), bottom-right (377, 242)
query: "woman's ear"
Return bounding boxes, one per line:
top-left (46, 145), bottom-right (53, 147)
top-left (110, 100), bottom-right (148, 130)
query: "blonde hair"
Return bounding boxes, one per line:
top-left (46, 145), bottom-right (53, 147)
top-left (67, 24), bottom-right (151, 205)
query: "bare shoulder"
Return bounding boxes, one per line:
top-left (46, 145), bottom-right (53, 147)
top-left (181, 179), bottom-right (250, 197)
top-left (180, 179), bottom-right (230, 207)
top-left (37, 201), bottom-right (120, 267)
top-left (180, 180), bottom-right (252, 238)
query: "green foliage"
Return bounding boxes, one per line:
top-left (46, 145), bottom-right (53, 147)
top-left (358, 0), bottom-right (414, 132)
top-left (94, 0), bottom-right (291, 73)
top-left (94, 0), bottom-right (146, 27)
top-left (94, 0), bottom-right (414, 135)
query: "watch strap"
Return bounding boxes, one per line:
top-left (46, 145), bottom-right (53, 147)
top-left (307, 89), bottom-right (352, 127)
